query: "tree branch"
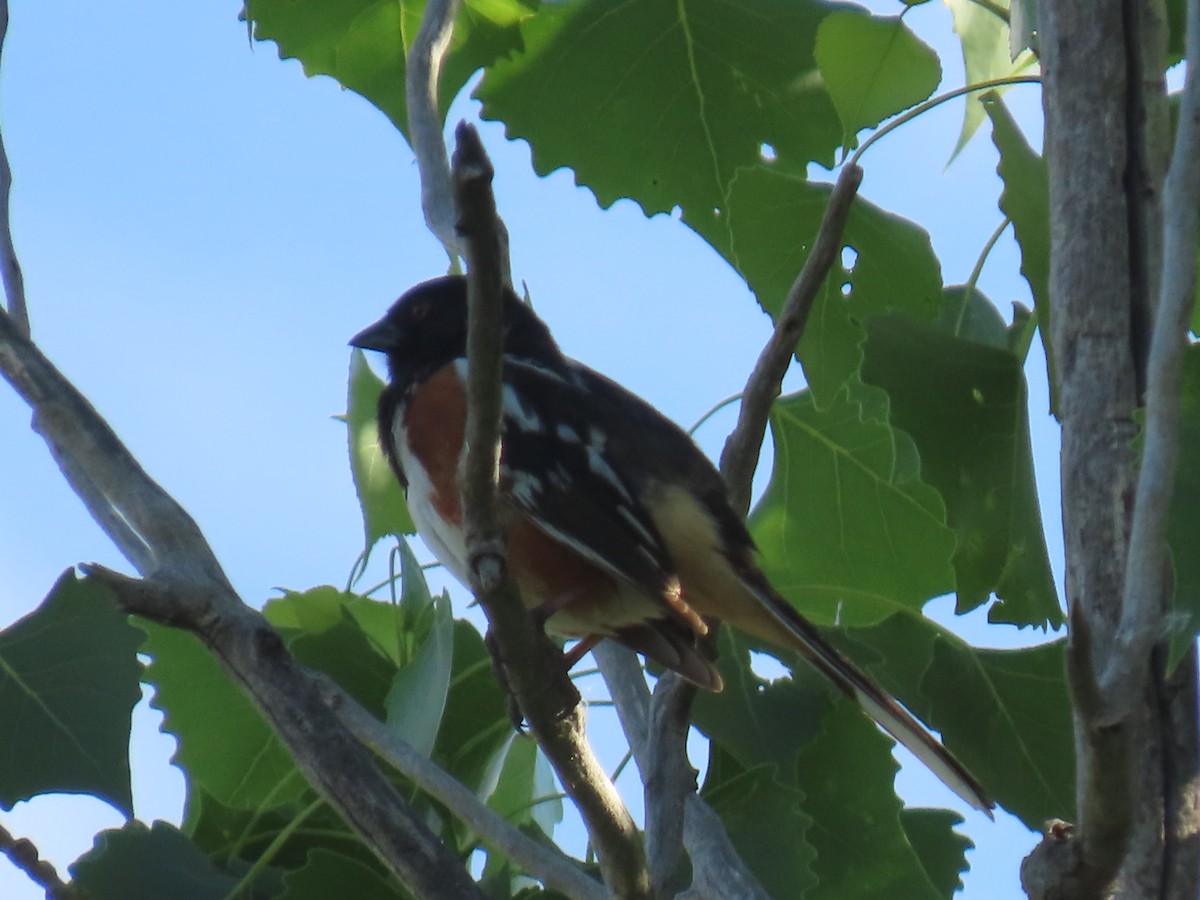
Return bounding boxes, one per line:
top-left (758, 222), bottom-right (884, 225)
top-left (405, 0), bottom-right (464, 263)
top-left (451, 121), bottom-right (651, 900)
top-left (321, 676), bottom-right (608, 900)
top-left (598, 168), bottom-right (862, 896)
top-left (82, 566), bottom-right (484, 900)
top-left (0, 0), bottom-right (28, 340)
top-left (0, 298), bottom-right (484, 897)
top-left (0, 820), bottom-right (77, 900)
top-left (1106, 0), bottom-right (1200, 712)
top-left (719, 163), bottom-right (863, 516)
top-left (596, 642), bottom-right (770, 900)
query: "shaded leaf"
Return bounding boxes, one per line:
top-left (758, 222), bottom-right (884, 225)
top-left (844, 615), bottom-right (1074, 827)
top-left (477, 0), bottom-right (843, 217)
top-left (692, 628), bottom-right (828, 771)
top-left (432, 620), bottom-right (511, 792)
top-left (486, 734), bottom-right (561, 837)
top-left (685, 165), bottom-right (943, 406)
top-left (0, 570), bottom-right (140, 815)
top-left (901, 808), bottom-right (972, 897)
top-left (862, 293), bottom-right (1062, 627)
top-left (140, 620), bottom-right (304, 810)
top-left (279, 848), bottom-right (408, 900)
top-left (246, 0), bottom-right (534, 137)
top-left (347, 351), bottom-right (414, 553)
top-left (266, 588), bottom-right (397, 721)
top-left (385, 592), bottom-right (454, 758)
top-left (986, 93), bottom-right (1057, 415)
top-left (1162, 346), bottom-right (1200, 670)
top-left (814, 10), bottom-right (941, 150)
top-left (794, 698), bottom-right (960, 900)
top-left (749, 384), bottom-right (956, 626)
top-left (70, 820), bottom-right (239, 900)
top-left (700, 748), bottom-right (816, 898)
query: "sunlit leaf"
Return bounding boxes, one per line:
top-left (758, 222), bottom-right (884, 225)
top-left (814, 10), bottom-right (941, 150)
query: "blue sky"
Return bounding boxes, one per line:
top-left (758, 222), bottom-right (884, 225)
top-left (0, 2), bottom-right (1052, 897)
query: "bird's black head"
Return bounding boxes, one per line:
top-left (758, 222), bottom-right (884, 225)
top-left (349, 275), bottom-right (562, 384)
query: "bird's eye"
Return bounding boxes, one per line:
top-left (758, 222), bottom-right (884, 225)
top-left (412, 301), bottom-right (430, 322)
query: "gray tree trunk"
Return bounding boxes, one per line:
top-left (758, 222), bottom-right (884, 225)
top-left (1026, 1), bottom-right (1200, 897)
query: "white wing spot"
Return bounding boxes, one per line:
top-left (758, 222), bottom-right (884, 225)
top-left (503, 384), bottom-right (544, 433)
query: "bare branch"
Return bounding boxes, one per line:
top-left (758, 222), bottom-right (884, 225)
top-left (0, 820), bottom-right (78, 900)
top-left (406, 0), bottom-right (464, 262)
top-left (719, 163), bottom-right (864, 515)
top-left (596, 643), bottom-right (770, 900)
top-left (0, 0), bottom-right (28, 339)
top-left (1106, 0), bottom-right (1200, 712)
top-left (84, 565), bottom-right (484, 900)
top-left (452, 122), bottom-right (651, 899)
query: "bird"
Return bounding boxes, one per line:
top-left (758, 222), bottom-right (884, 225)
top-left (350, 274), bottom-right (993, 815)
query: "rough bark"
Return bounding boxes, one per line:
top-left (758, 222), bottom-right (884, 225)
top-left (1030, 1), bottom-right (1200, 896)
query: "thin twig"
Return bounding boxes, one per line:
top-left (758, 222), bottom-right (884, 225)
top-left (0, 821), bottom-right (77, 900)
top-left (719, 163), bottom-right (863, 516)
top-left (1106, 0), bottom-right (1200, 711)
top-left (452, 121), bottom-right (651, 899)
top-left (0, 0), bottom-right (28, 339)
top-left (406, 0), bottom-right (464, 263)
top-left (595, 643), bottom-right (770, 900)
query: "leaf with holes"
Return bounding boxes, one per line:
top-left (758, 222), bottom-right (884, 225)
top-left (0, 571), bottom-right (141, 815)
top-left (477, 0), bottom-right (843, 217)
top-left (862, 291), bottom-right (1062, 628)
top-left (686, 164), bottom-right (943, 406)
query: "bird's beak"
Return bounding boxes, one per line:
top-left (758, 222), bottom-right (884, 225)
top-left (349, 316), bottom-right (397, 353)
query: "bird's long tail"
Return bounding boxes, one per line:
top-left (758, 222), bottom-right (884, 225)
top-left (745, 579), bottom-right (994, 816)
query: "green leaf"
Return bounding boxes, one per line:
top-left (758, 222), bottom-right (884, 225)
top-left (266, 588), bottom-right (398, 720)
top-left (70, 820), bottom-right (239, 900)
top-left (946, 0), bottom-right (1028, 159)
top-left (385, 593), bottom-right (454, 758)
top-left (692, 629), bottom-right (828, 771)
top-left (279, 849), bottom-right (408, 900)
top-left (477, 0), bottom-right (843, 217)
top-left (901, 808), bottom-right (972, 897)
top-left (748, 384), bottom-right (956, 627)
top-left (347, 351), bottom-right (414, 553)
top-left (432, 620), bottom-right (511, 792)
top-left (140, 620), bottom-right (305, 810)
top-left (1163, 346), bottom-right (1200, 670)
top-left (700, 748), bottom-right (816, 898)
top-left (685, 166), bottom-right (943, 406)
top-left (814, 10), bottom-right (941, 150)
top-left (487, 734), bottom-right (562, 837)
top-left (862, 293), bottom-right (1063, 627)
top-left (844, 615), bottom-right (1074, 827)
top-left (0, 570), bottom-right (141, 815)
top-left (246, 0), bottom-right (534, 137)
top-left (985, 93), bottom-right (1058, 415)
top-left (794, 697), bottom-right (962, 900)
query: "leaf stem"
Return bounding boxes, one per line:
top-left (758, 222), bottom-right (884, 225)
top-left (849, 75), bottom-right (1042, 168)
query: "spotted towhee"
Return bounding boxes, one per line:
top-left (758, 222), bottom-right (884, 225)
top-left (351, 275), bottom-right (992, 814)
